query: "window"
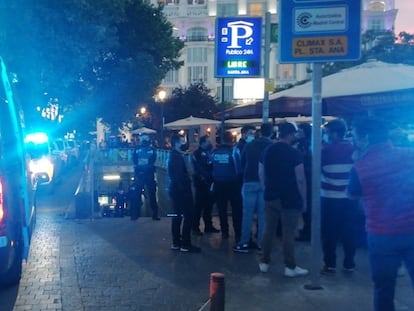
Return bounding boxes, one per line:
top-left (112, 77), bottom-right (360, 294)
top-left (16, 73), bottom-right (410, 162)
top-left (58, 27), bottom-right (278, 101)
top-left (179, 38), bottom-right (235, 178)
top-left (187, 66), bottom-right (208, 84)
top-left (216, 84), bottom-right (233, 103)
top-left (187, 0), bottom-right (205, 4)
top-left (248, 3), bottom-right (264, 16)
top-left (187, 27), bottom-right (208, 42)
top-left (369, 19), bottom-right (384, 31)
top-left (217, 3), bottom-right (238, 17)
top-left (160, 0), bottom-right (179, 4)
top-left (276, 64), bottom-right (295, 81)
top-left (187, 47), bottom-right (207, 63)
top-left (164, 70), bottom-right (179, 84)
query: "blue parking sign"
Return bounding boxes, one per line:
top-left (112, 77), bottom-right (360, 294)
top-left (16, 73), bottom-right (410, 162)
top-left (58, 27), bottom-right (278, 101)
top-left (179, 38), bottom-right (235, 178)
top-left (215, 17), bottom-right (262, 78)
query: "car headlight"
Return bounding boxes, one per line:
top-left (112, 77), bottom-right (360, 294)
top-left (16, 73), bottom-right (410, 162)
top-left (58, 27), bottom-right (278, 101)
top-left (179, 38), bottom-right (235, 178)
top-left (30, 157), bottom-right (53, 173)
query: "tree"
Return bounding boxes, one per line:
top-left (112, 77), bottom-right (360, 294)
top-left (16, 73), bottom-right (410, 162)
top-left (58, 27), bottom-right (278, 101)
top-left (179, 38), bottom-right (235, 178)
top-left (0, 0), bottom-right (184, 136)
top-left (164, 82), bottom-right (219, 122)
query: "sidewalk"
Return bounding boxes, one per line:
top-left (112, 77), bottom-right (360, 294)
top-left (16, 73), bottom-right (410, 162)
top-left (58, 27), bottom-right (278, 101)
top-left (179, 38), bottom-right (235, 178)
top-left (41, 214), bottom-right (414, 311)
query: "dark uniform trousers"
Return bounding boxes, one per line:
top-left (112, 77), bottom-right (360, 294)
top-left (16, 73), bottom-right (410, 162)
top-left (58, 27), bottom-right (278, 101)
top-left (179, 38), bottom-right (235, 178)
top-left (214, 180), bottom-right (242, 241)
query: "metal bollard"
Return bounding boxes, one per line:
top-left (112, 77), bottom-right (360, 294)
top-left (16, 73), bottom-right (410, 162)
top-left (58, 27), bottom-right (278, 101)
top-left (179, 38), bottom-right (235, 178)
top-left (210, 272), bottom-right (225, 311)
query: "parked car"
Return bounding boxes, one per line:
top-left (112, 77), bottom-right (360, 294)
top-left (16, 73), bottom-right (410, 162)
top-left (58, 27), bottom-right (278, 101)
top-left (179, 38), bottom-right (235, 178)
top-left (25, 133), bottom-right (64, 189)
top-left (65, 139), bottom-right (80, 163)
top-left (0, 58), bottom-right (37, 287)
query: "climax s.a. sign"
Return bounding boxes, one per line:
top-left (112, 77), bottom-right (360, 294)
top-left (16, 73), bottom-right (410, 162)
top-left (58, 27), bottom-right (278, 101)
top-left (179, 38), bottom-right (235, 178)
top-left (215, 17), bottom-right (262, 78)
top-left (279, 0), bottom-right (361, 63)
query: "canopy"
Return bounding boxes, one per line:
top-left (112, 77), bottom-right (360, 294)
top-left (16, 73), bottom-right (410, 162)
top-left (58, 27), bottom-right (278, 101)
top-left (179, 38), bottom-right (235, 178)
top-left (224, 61), bottom-right (414, 118)
top-left (131, 127), bottom-right (157, 135)
top-left (164, 115), bottom-right (221, 130)
top-left (224, 116), bottom-right (336, 127)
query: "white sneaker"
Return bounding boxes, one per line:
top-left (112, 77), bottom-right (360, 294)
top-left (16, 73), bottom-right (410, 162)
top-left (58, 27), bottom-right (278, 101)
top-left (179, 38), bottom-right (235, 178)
top-left (259, 262), bottom-right (269, 273)
top-left (284, 266), bottom-right (309, 277)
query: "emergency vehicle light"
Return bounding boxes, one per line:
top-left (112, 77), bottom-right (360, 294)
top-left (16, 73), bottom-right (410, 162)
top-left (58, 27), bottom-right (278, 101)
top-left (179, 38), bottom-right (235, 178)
top-left (24, 132), bottom-right (49, 144)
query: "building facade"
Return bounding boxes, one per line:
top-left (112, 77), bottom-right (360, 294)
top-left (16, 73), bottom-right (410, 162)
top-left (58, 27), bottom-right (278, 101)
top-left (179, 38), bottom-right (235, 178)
top-left (151, 0), bottom-right (397, 105)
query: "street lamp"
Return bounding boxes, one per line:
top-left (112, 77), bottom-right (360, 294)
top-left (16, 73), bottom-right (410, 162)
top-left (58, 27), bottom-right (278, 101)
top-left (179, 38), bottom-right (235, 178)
top-left (157, 90), bottom-right (167, 148)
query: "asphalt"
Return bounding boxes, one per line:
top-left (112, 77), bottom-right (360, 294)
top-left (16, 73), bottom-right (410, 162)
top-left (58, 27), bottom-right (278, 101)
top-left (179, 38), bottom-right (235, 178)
top-left (4, 165), bottom-right (414, 311)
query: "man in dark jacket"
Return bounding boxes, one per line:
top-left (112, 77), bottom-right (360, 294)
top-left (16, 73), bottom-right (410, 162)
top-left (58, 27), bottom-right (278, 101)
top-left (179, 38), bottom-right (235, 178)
top-left (211, 131), bottom-right (242, 241)
top-left (192, 135), bottom-right (220, 235)
top-left (132, 135), bottom-right (160, 220)
top-left (167, 134), bottom-right (201, 253)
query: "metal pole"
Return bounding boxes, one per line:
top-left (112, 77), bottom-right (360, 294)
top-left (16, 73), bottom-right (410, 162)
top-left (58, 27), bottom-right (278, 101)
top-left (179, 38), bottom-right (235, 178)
top-left (304, 62), bottom-right (323, 290)
top-left (210, 272), bottom-right (225, 311)
top-left (262, 11), bottom-right (271, 124)
top-left (160, 102), bottom-right (164, 148)
top-left (220, 78), bottom-right (225, 143)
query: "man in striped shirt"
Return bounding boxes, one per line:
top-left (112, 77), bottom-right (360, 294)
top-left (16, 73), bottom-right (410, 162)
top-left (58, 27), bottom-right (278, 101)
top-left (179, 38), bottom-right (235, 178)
top-left (321, 119), bottom-right (358, 274)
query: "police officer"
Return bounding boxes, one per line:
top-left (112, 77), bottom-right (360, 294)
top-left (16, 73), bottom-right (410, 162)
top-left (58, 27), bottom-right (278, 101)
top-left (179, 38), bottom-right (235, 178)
top-left (192, 135), bottom-right (220, 235)
top-left (211, 131), bottom-right (242, 242)
top-left (132, 135), bottom-right (160, 220)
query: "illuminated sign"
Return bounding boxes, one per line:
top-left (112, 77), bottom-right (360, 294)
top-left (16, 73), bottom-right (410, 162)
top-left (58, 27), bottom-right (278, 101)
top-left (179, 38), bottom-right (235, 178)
top-left (279, 0), bottom-right (361, 63)
top-left (215, 17), bottom-right (262, 78)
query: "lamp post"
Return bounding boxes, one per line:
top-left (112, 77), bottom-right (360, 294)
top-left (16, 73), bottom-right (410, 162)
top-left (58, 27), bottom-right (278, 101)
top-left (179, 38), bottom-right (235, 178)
top-left (157, 90), bottom-right (167, 148)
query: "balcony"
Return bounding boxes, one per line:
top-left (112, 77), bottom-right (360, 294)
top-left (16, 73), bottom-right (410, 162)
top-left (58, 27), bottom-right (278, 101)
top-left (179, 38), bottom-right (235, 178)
top-left (163, 4), bottom-right (208, 18)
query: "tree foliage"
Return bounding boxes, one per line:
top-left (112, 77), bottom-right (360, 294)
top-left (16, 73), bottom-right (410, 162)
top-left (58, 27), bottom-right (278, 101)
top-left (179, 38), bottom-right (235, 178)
top-left (322, 30), bottom-right (414, 76)
top-left (164, 82), bottom-right (219, 122)
top-left (0, 0), bottom-right (183, 135)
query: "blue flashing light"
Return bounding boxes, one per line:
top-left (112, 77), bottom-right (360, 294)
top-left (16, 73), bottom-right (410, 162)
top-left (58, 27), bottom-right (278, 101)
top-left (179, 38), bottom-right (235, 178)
top-left (24, 132), bottom-right (49, 144)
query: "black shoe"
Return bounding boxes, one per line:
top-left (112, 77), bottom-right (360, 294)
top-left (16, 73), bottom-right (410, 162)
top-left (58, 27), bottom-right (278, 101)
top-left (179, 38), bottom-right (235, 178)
top-left (320, 266), bottom-right (336, 275)
top-left (342, 266), bottom-right (355, 273)
top-left (233, 243), bottom-right (250, 253)
top-left (248, 241), bottom-right (260, 250)
top-left (295, 235), bottom-right (310, 242)
top-left (180, 245), bottom-right (201, 253)
top-left (204, 226), bottom-right (220, 233)
top-left (192, 229), bottom-right (203, 236)
top-left (152, 217), bottom-right (161, 221)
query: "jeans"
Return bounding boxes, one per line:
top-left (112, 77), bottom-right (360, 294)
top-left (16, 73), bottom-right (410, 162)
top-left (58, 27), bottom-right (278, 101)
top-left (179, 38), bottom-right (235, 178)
top-left (260, 199), bottom-right (301, 269)
top-left (239, 182), bottom-right (264, 245)
top-left (367, 233), bottom-right (414, 311)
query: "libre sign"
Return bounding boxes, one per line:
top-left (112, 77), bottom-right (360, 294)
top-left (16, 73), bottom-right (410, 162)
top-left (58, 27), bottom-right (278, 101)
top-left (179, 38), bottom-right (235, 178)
top-left (215, 17), bottom-right (262, 78)
top-left (279, 0), bottom-right (361, 63)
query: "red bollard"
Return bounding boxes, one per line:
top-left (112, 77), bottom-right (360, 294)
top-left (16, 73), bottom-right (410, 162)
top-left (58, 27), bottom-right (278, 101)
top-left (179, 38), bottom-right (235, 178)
top-left (210, 272), bottom-right (225, 311)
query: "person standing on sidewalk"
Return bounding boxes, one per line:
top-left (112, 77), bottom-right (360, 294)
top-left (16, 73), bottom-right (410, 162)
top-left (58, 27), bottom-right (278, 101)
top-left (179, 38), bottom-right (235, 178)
top-left (167, 134), bottom-right (200, 253)
top-left (233, 123), bottom-right (273, 253)
top-left (347, 117), bottom-right (414, 311)
top-left (191, 135), bottom-right (220, 235)
top-left (258, 122), bottom-right (308, 277)
top-left (132, 135), bottom-right (160, 220)
top-left (320, 119), bottom-right (358, 275)
top-left (211, 131), bottom-right (242, 242)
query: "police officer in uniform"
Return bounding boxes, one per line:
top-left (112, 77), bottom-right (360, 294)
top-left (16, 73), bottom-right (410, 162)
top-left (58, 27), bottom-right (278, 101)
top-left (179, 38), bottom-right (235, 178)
top-left (132, 135), bottom-right (160, 220)
top-left (211, 131), bottom-right (242, 242)
top-left (192, 135), bottom-right (220, 235)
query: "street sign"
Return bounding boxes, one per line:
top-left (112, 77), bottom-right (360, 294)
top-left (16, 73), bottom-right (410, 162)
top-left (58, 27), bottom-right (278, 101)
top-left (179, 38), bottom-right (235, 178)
top-left (215, 17), bottom-right (262, 78)
top-left (279, 0), bottom-right (361, 63)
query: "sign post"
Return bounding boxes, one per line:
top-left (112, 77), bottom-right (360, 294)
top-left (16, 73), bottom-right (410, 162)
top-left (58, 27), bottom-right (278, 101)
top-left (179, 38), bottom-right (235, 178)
top-left (278, 0), bottom-right (361, 290)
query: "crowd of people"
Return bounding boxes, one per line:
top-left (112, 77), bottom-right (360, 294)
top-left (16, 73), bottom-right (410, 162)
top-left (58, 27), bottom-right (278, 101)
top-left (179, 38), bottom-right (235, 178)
top-left (129, 117), bottom-right (414, 311)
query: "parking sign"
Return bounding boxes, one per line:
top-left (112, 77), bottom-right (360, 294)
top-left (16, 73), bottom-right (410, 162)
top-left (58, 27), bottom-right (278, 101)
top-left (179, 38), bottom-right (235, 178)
top-left (215, 17), bottom-right (262, 78)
